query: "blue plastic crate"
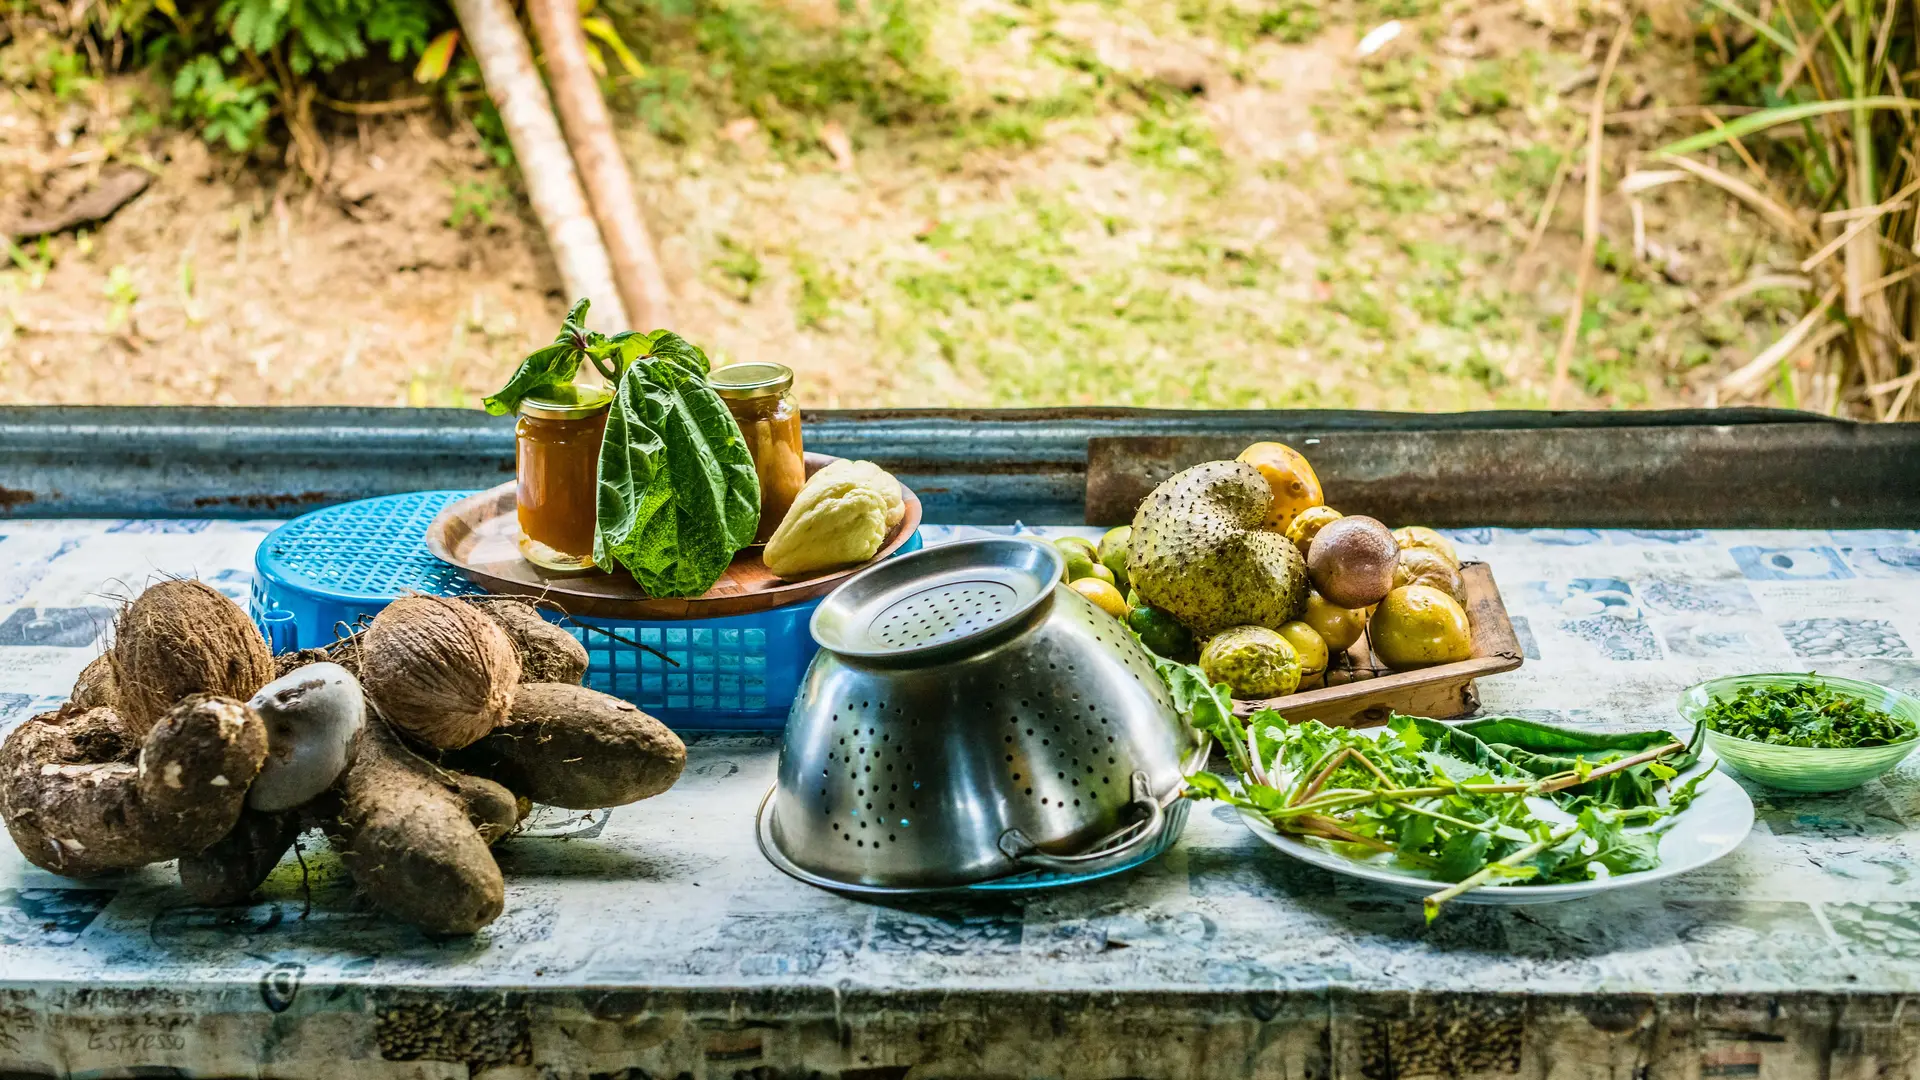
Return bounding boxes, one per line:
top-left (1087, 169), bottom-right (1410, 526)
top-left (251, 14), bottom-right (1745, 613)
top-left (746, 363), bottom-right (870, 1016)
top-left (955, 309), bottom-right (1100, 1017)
top-left (250, 491), bottom-right (917, 730)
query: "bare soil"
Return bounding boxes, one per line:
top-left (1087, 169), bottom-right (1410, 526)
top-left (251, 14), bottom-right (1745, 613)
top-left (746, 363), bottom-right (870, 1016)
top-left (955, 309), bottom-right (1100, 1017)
top-left (0, 0), bottom-right (1804, 411)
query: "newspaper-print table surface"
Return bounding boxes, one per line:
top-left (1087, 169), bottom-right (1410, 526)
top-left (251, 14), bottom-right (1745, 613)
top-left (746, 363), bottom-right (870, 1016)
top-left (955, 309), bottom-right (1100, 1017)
top-left (3, 519), bottom-right (1920, 1078)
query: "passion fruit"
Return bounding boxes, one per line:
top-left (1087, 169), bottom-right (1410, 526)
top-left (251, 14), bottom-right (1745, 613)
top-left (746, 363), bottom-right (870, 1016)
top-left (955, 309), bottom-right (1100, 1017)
top-left (1069, 577), bottom-right (1129, 618)
top-left (1276, 620), bottom-right (1330, 678)
top-left (1285, 505), bottom-right (1343, 557)
top-left (1236, 442), bottom-right (1324, 532)
top-left (1369, 585), bottom-right (1472, 670)
top-left (1097, 526), bottom-right (1132, 593)
top-left (1198, 625), bottom-right (1300, 699)
top-left (1305, 515), bottom-right (1399, 609)
top-left (1393, 548), bottom-right (1467, 606)
top-left (1392, 525), bottom-right (1459, 569)
top-left (1300, 591), bottom-right (1367, 653)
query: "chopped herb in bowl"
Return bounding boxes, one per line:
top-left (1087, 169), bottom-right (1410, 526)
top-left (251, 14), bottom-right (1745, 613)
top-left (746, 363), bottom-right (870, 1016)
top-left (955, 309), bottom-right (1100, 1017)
top-left (1699, 678), bottom-right (1916, 748)
top-left (1677, 673), bottom-right (1920, 793)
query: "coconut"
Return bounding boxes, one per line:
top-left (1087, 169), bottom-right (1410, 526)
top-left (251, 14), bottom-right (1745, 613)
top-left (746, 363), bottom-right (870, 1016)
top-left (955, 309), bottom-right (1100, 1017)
top-left (71, 653), bottom-right (119, 711)
top-left (473, 599), bottom-right (589, 684)
top-left (110, 580), bottom-right (275, 738)
top-left (359, 596), bottom-right (521, 750)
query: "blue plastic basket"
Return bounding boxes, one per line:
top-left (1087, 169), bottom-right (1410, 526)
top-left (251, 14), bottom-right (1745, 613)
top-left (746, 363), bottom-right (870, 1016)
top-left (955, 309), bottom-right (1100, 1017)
top-left (250, 491), bottom-right (918, 730)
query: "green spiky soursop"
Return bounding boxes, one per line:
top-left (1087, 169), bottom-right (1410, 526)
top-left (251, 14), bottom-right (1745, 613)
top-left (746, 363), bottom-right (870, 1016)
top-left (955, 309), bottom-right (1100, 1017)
top-left (1126, 460), bottom-right (1309, 636)
top-left (1198, 625), bottom-right (1301, 699)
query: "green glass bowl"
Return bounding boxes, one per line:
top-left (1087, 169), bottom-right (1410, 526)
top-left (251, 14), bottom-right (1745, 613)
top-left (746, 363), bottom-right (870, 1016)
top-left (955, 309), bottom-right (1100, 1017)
top-left (1676, 673), bottom-right (1920, 794)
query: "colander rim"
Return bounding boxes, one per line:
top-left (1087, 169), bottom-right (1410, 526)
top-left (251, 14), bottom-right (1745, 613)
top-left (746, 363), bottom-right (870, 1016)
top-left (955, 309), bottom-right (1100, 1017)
top-left (808, 536), bottom-right (1065, 661)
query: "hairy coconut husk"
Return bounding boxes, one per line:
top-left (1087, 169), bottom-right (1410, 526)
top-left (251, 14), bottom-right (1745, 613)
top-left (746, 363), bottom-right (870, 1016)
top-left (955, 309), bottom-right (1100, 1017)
top-left (272, 648), bottom-right (335, 682)
top-left (110, 580), bottom-right (274, 738)
top-left (71, 653), bottom-right (119, 711)
top-left (471, 599), bottom-right (588, 684)
top-left (359, 596), bottom-right (521, 750)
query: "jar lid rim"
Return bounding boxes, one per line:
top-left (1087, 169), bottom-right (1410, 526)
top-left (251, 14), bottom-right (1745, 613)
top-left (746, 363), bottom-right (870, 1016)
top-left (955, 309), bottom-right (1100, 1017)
top-left (711, 362), bottom-right (794, 399)
top-left (519, 387), bottom-right (613, 419)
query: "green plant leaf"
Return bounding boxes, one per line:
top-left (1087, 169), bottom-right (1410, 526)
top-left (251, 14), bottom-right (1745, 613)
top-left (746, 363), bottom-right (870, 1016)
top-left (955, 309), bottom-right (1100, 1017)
top-left (1656, 98), bottom-right (1920, 156)
top-left (415, 29), bottom-right (460, 82)
top-left (593, 338), bottom-right (759, 598)
top-left (482, 298), bottom-right (595, 415)
top-left (1697, 0), bottom-right (1799, 54)
top-left (582, 16), bottom-right (646, 78)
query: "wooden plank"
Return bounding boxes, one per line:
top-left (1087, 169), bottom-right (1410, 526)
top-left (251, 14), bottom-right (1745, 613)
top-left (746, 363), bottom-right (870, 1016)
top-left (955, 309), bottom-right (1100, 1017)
top-left (1085, 422), bottom-right (1920, 527)
top-left (1231, 562), bottom-right (1523, 727)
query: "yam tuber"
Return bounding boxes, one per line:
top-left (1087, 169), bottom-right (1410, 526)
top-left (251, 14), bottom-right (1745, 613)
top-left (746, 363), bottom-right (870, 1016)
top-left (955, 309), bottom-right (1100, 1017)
top-left (178, 807), bottom-right (302, 905)
top-left (475, 600), bottom-right (588, 685)
top-left (0, 695), bottom-right (267, 876)
top-left (449, 683), bottom-right (685, 809)
top-left (110, 580), bottom-right (275, 737)
top-left (247, 662), bottom-right (366, 812)
top-left (321, 718), bottom-right (516, 934)
top-left (359, 596), bottom-right (521, 750)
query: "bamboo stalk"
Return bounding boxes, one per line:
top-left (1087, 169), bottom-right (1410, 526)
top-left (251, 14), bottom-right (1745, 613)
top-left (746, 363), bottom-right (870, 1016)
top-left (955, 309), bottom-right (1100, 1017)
top-left (528, 0), bottom-right (673, 330)
top-left (450, 0), bottom-right (629, 329)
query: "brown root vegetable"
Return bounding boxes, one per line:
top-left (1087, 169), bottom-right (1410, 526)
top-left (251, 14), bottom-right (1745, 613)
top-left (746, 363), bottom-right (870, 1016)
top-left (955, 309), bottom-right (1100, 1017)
top-left (178, 807), bottom-right (302, 905)
top-left (359, 596), bottom-right (521, 750)
top-left (71, 653), bottom-right (119, 711)
top-left (322, 718), bottom-right (510, 934)
top-left (273, 648), bottom-right (335, 681)
top-left (450, 683), bottom-right (685, 809)
top-left (0, 696), bottom-right (267, 876)
top-left (111, 580), bottom-right (274, 737)
top-left (475, 600), bottom-right (589, 685)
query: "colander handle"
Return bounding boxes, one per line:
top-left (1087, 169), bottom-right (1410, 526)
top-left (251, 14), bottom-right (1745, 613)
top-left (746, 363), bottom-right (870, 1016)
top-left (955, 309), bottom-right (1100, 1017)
top-left (996, 771), bottom-right (1168, 873)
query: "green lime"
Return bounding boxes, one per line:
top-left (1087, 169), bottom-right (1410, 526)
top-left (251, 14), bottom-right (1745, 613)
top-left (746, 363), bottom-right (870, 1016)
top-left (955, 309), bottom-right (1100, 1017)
top-left (1097, 526), bottom-right (1132, 593)
top-left (1126, 605), bottom-right (1194, 660)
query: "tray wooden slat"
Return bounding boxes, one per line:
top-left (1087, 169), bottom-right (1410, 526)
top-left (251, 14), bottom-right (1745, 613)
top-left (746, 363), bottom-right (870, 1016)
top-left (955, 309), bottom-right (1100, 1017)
top-left (1231, 561), bottom-right (1522, 727)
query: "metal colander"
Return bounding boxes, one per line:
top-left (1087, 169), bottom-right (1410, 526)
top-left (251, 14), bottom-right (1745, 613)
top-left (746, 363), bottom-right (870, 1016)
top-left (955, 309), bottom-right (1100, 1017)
top-left (756, 537), bottom-right (1205, 894)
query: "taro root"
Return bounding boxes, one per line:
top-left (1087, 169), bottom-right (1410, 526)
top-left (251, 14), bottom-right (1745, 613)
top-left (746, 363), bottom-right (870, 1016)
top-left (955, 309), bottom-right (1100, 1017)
top-left (359, 596), bottom-right (521, 750)
top-left (178, 807), bottom-right (302, 905)
top-left (247, 662), bottom-right (366, 812)
top-left (450, 683), bottom-right (686, 809)
top-left (71, 653), bottom-right (118, 711)
top-left (0, 695), bottom-right (267, 876)
top-left (475, 600), bottom-right (589, 685)
top-left (321, 718), bottom-right (516, 934)
top-left (110, 580), bottom-right (275, 737)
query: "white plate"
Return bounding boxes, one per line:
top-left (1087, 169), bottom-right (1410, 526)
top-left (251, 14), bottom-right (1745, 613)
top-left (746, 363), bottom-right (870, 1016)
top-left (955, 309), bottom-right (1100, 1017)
top-left (1234, 731), bottom-right (1755, 906)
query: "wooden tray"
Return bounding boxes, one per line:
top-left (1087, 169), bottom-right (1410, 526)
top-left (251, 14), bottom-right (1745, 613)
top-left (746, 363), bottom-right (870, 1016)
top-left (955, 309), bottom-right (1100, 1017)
top-left (424, 453), bottom-right (923, 620)
top-left (1232, 561), bottom-right (1523, 727)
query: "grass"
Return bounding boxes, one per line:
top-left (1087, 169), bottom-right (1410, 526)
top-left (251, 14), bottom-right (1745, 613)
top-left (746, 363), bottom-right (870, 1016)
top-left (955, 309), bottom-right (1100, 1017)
top-left (3, 0), bottom-right (1843, 413)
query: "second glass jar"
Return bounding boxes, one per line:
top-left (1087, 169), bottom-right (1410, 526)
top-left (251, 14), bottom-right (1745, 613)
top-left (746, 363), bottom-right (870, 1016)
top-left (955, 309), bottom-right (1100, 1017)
top-left (711, 362), bottom-right (806, 544)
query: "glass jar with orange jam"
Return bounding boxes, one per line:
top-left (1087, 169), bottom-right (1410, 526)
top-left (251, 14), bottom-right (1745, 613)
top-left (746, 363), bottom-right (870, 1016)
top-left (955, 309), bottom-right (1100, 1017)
top-left (711, 362), bottom-right (805, 544)
top-left (516, 384), bottom-right (613, 571)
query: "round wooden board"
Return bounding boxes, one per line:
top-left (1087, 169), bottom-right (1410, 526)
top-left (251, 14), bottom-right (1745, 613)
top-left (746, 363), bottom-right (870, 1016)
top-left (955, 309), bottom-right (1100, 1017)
top-left (424, 453), bottom-right (922, 620)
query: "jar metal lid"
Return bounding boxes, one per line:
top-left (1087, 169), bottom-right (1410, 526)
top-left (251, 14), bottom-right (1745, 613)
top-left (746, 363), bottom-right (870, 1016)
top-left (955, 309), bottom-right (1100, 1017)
top-left (518, 385), bottom-right (614, 420)
top-left (711, 361), bottom-right (795, 400)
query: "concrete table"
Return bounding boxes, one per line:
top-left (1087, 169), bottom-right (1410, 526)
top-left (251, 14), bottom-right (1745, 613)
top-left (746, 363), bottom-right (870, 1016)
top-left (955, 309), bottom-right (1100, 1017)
top-left (2, 521), bottom-right (1919, 1078)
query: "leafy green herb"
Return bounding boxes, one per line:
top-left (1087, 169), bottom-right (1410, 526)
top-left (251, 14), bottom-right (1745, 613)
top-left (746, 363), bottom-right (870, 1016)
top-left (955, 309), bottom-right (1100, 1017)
top-left (593, 330), bottom-right (760, 598)
top-left (482, 299), bottom-right (623, 416)
top-left (1700, 678), bottom-right (1916, 749)
top-left (1156, 658), bottom-right (1708, 919)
